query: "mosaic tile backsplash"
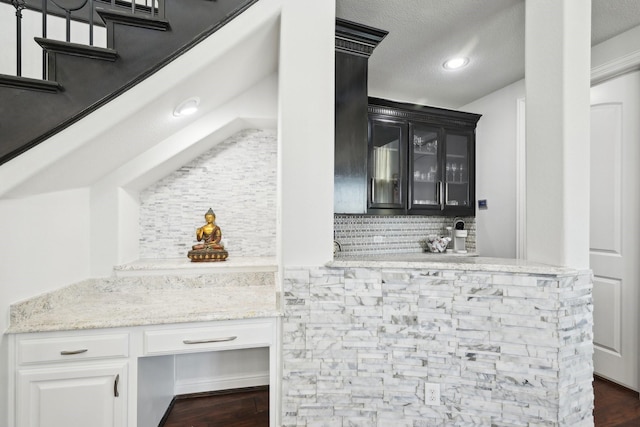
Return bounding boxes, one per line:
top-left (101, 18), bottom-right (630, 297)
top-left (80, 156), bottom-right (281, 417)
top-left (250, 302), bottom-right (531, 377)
top-left (334, 215), bottom-right (476, 256)
top-left (139, 129), bottom-right (277, 259)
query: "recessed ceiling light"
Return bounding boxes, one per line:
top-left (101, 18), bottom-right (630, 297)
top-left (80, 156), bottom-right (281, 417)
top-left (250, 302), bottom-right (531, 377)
top-left (443, 57), bottom-right (469, 70)
top-left (173, 97), bottom-right (200, 117)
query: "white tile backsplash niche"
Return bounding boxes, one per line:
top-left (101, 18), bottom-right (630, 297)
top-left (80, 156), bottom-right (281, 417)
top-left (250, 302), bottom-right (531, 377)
top-left (139, 129), bottom-right (277, 259)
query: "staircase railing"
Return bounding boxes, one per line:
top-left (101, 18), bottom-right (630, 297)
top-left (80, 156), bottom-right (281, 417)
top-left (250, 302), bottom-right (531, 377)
top-left (1, 0), bottom-right (258, 165)
top-left (10, 0), bottom-right (26, 76)
top-left (4, 0), bottom-right (163, 79)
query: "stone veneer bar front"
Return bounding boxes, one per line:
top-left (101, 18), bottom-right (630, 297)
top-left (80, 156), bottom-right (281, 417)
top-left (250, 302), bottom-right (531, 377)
top-left (282, 256), bottom-right (593, 426)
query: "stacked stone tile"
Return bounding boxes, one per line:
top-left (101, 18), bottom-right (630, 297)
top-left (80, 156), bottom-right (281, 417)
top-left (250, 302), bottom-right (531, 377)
top-left (282, 264), bottom-right (593, 426)
top-left (139, 129), bottom-right (277, 259)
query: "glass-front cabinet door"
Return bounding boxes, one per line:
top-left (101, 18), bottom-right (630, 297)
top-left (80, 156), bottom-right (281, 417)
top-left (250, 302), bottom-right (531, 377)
top-left (368, 118), bottom-right (406, 210)
top-left (366, 98), bottom-right (479, 216)
top-left (409, 123), bottom-right (441, 211)
top-left (444, 130), bottom-right (473, 209)
top-left (409, 125), bottom-right (474, 214)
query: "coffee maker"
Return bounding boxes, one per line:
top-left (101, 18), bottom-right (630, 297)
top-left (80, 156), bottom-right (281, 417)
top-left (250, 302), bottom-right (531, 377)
top-left (451, 219), bottom-right (467, 254)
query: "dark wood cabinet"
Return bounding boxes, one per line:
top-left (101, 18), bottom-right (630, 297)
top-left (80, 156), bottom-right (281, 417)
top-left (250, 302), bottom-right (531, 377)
top-left (367, 98), bottom-right (481, 216)
top-left (334, 19), bottom-right (387, 214)
top-left (332, 19), bottom-right (479, 217)
top-left (335, 50), bottom-right (369, 214)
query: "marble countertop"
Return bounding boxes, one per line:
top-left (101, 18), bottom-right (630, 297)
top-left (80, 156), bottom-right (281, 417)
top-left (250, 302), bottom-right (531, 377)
top-left (114, 256), bottom-right (277, 276)
top-left (330, 253), bottom-right (578, 275)
top-left (7, 254), bottom-right (578, 334)
top-left (8, 270), bottom-right (280, 334)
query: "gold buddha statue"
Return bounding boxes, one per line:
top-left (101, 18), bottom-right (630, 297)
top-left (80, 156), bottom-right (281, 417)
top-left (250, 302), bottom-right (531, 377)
top-left (188, 208), bottom-right (228, 262)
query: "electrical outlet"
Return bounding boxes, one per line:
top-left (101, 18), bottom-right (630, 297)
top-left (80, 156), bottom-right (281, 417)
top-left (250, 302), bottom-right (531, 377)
top-left (424, 383), bottom-right (440, 406)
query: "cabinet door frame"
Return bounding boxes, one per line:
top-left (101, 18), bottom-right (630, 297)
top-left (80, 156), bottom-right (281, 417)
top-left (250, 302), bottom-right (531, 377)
top-left (407, 122), bottom-right (445, 214)
top-left (16, 361), bottom-right (128, 427)
top-left (441, 127), bottom-right (476, 217)
top-left (367, 115), bottom-right (408, 214)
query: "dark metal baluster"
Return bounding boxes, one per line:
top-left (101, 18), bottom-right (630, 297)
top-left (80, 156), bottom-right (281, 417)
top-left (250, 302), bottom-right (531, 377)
top-left (89, 0), bottom-right (94, 45)
top-left (65, 10), bottom-right (71, 42)
top-left (42, 0), bottom-right (48, 78)
top-left (11, 0), bottom-right (26, 76)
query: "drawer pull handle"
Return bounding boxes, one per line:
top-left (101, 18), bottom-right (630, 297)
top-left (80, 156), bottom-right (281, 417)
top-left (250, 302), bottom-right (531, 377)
top-left (183, 336), bottom-right (237, 345)
top-left (114, 374), bottom-right (119, 398)
top-left (60, 349), bottom-right (88, 355)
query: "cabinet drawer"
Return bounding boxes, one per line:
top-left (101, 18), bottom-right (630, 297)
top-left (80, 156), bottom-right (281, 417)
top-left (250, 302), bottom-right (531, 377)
top-left (17, 333), bottom-right (129, 365)
top-left (144, 321), bottom-right (274, 355)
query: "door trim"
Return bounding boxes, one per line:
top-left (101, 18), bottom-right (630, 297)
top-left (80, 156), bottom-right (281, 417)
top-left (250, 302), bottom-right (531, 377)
top-left (591, 49), bottom-right (640, 86)
top-left (516, 97), bottom-right (526, 260)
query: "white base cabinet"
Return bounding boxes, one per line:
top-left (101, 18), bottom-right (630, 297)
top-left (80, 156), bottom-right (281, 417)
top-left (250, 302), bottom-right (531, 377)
top-left (16, 362), bottom-right (128, 427)
top-left (8, 317), bottom-right (279, 427)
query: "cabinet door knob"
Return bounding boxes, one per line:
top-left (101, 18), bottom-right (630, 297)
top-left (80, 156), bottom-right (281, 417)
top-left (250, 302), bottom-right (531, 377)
top-left (60, 349), bottom-right (88, 355)
top-left (183, 336), bottom-right (237, 345)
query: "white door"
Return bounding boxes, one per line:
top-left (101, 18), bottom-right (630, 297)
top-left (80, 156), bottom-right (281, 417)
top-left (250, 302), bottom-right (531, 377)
top-left (590, 70), bottom-right (640, 390)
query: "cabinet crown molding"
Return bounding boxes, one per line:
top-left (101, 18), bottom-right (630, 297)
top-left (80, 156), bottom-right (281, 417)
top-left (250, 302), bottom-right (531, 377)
top-left (369, 97), bottom-right (482, 129)
top-left (335, 18), bottom-right (388, 58)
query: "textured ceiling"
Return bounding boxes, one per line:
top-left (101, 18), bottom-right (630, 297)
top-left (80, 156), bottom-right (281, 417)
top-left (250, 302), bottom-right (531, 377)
top-left (337, 0), bottom-right (640, 109)
top-left (592, 0), bottom-right (640, 45)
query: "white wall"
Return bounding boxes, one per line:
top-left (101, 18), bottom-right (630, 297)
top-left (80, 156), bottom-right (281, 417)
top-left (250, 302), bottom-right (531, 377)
top-left (460, 24), bottom-right (640, 260)
top-left (175, 348), bottom-right (270, 393)
top-left (0, 188), bottom-right (91, 422)
top-left (278, 0), bottom-right (335, 266)
top-left (523, 0), bottom-right (591, 269)
top-left (0, 188), bottom-right (91, 329)
top-left (461, 79), bottom-right (524, 258)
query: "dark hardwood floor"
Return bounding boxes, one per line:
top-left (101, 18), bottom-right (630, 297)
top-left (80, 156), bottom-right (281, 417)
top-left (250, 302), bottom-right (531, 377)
top-left (160, 378), bottom-right (639, 427)
top-left (594, 376), bottom-right (640, 426)
top-left (159, 386), bottom-right (269, 427)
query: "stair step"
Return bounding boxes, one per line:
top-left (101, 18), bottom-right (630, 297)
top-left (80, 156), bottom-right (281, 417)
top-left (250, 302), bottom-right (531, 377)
top-left (35, 38), bottom-right (119, 62)
top-left (97, 8), bottom-right (170, 31)
top-left (1, 0), bottom-right (256, 165)
top-left (96, 0), bottom-right (160, 18)
top-left (0, 74), bottom-right (61, 93)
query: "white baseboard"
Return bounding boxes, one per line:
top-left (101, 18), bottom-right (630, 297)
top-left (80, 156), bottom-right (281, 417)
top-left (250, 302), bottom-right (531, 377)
top-left (174, 371), bottom-right (270, 395)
